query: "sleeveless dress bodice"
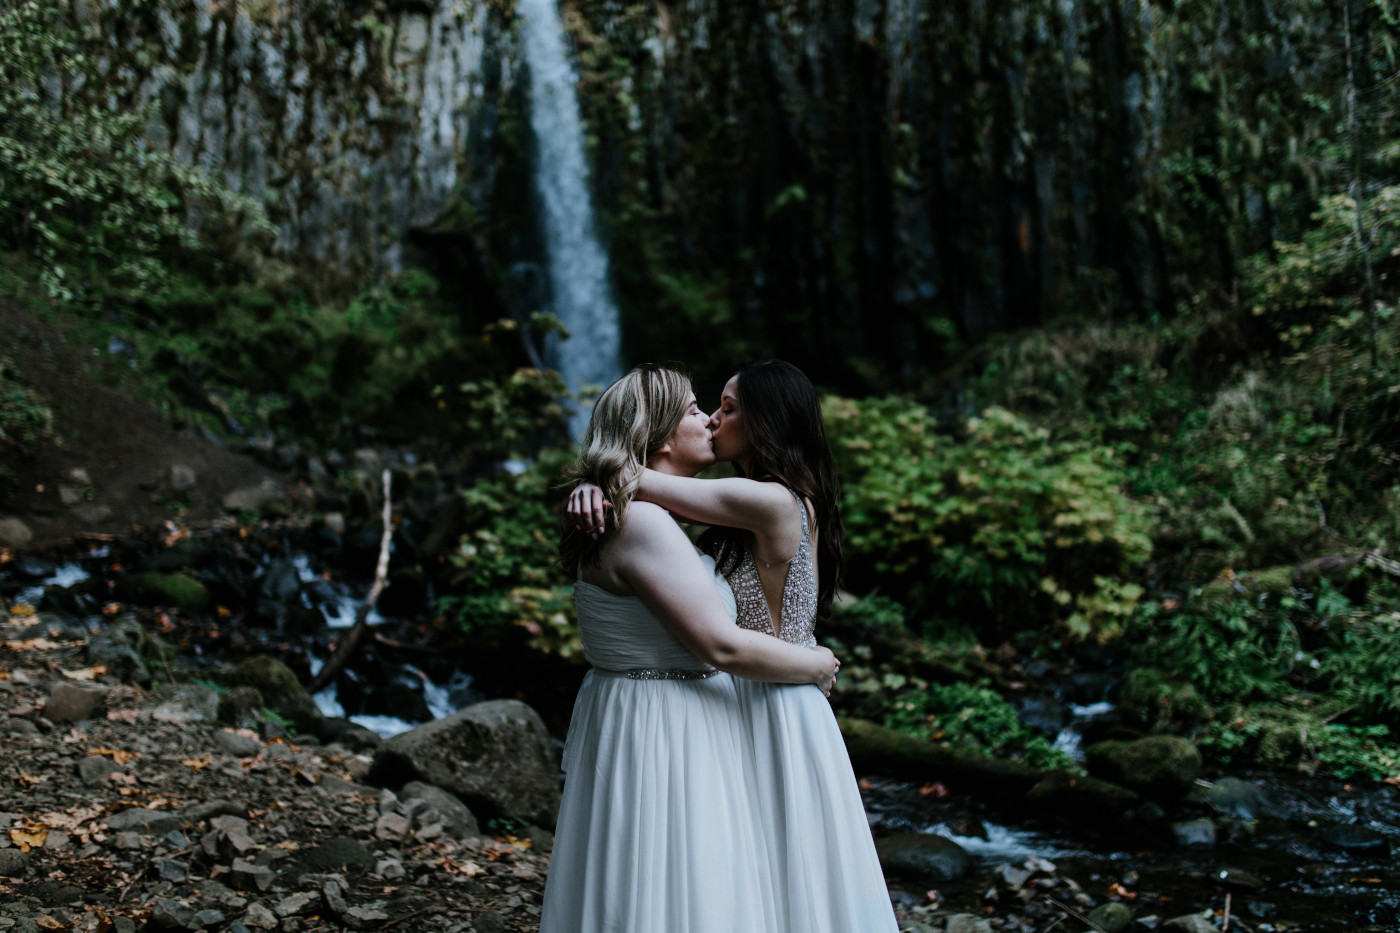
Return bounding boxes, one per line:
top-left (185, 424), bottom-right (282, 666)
top-left (574, 553), bottom-right (737, 673)
top-left (730, 488), bottom-right (818, 646)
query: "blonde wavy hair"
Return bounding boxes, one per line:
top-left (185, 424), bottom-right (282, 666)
top-left (560, 365), bottom-right (693, 569)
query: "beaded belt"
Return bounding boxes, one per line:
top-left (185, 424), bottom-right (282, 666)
top-left (630, 664), bottom-right (728, 680)
top-left (593, 667), bottom-right (721, 681)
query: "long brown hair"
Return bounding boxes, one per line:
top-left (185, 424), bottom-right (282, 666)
top-left (559, 365), bottom-right (694, 571)
top-left (697, 360), bottom-right (845, 614)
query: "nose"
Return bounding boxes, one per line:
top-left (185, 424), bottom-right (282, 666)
top-left (706, 409), bottom-right (720, 430)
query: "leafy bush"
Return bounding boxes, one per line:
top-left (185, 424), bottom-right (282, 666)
top-left (0, 354), bottom-right (52, 453)
top-left (883, 681), bottom-right (1077, 771)
top-left (439, 449), bottom-right (581, 657)
top-left (825, 397), bottom-right (1153, 640)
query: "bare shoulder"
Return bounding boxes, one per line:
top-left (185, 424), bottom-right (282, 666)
top-left (617, 502), bottom-right (688, 546)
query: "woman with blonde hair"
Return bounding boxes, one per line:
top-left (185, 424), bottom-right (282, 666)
top-left (539, 364), bottom-right (839, 933)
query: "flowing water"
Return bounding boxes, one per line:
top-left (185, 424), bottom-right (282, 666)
top-left (518, 0), bottom-right (621, 436)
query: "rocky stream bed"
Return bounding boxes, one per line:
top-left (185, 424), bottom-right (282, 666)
top-left (2, 519), bottom-right (1398, 933)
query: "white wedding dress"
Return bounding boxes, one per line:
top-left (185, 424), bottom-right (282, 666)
top-left (727, 490), bottom-right (899, 933)
top-left (539, 554), bottom-right (782, 933)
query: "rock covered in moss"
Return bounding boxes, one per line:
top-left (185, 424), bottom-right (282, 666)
top-left (1085, 735), bottom-right (1201, 800)
top-left (221, 656), bottom-right (323, 736)
top-left (874, 833), bottom-right (972, 882)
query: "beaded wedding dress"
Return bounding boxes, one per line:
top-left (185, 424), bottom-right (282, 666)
top-left (727, 490), bottom-right (899, 933)
top-left (539, 554), bottom-right (782, 933)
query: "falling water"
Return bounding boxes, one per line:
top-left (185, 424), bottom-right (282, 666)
top-left (518, 0), bottom-right (622, 436)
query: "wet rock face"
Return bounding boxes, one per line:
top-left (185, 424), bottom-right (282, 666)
top-left (58, 0), bottom-right (517, 286)
top-left (874, 833), bottom-right (972, 883)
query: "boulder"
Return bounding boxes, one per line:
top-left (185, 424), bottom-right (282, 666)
top-left (0, 516), bottom-right (33, 548)
top-left (369, 699), bottom-right (561, 828)
top-left (1024, 770), bottom-right (1141, 823)
top-left (221, 656), bottom-right (323, 736)
top-left (1200, 776), bottom-right (1272, 820)
top-left (1085, 735), bottom-right (1201, 801)
top-left (874, 833), bottom-right (972, 883)
top-left (117, 571), bottom-right (212, 614)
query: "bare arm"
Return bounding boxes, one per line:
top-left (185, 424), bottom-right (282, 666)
top-left (614, 504), bottom-right (837, 689)
top-left (566, 470), bottom-right (794, 537)
top-left (634, 470), bottom-right (795, 533)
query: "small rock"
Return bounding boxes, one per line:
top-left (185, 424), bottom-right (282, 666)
top-left (946, 915), bottom-right (993, 933)
top-left (0, 516), bottom-right (34, 548)
top-left (299, 837), bottom-right (376, 873)
top-left (0, 850), bottom-right (29, 877)
top-left (193, 909), bottom-right (226, 928)
top-left (230, 859), bottom-right (276, 892)
top-left (1162, 913), bottom-right (1217, 933)
top-left (148, 897), bottom-right (196, 929)
top-left (322, 880), bottom-right (347, 916)
top-left (471, 910), bottom-right (507, 933)
top-left (1087, 902), bottom-right (1134, 933)
top-left (1171, 818), bottom-right (1217, 848)
top-left (45, 682), bottom-right (108, 722)
top-left (274, 892), bottom-right (317, 918)
top-left (213, 729), bottom-right (263, 758)
top-left (72, 504), bottom-right (114, 525)
top-left (155, 858), bottom-right (188, 882)
top-left (168, 464), bottom-right (198, 492)
top-left (242, 903), bottom-right (278, 930)
top-left (105, 807), bottom-right (182, 836)
top-left (344, 906), bottom-right (391, 931)
top-left (374, 858), bottom-right (405, 880)
top-left (374, 810), bottom-right (411, 841)
top-left (6, 718), bottom-right (40, 737)
top-left (77, 755), bottom-right (119, 785)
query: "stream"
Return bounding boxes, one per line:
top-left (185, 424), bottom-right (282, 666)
top-left (3, 530), bottom-right (1397, 932)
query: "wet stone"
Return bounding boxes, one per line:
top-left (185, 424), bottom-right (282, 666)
top-left (0, 850), bottom-right (29, 877)
top-left (1087, 902), bottom-right (1134, 933)
top-left (1171, 818), bottom-right (1216, 848)
top-left (241, 904), bottom-right (277, 930)
top-left (1320, 823), bottom-right (1390, 853)
top-left (273, 892), bottom-right (316, 918)
top-left (212, 729), bottom-right (262, 758)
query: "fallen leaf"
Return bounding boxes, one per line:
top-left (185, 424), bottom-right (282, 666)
top-left (34, 914), bottom-right (65, 929)
top-left (918, 782), bottom-right (950, 798)
top-left (106, 709), bottom-right (139, 722)
top-left (19, 772), bottom-right (47, 787)
top-left (88, 747), bottom-right (138, 764)
top-left (1108, 882), bottom-right (1137, 899)
top-left (9, 828), bottom-right (48, 852)
top-left (101, 603), bottom-right (123, 616)
top-left (10, 604), bottom-right (37, 618)
top-left (182, 757), bottom-right (211, 770)
top-left (62, 665), bottom-right (108, 681)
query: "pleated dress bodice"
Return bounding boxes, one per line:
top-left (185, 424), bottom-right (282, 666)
top-left (573, 553), bottom-right (738, 673)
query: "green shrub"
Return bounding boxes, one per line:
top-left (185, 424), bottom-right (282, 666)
top-left (439, 448), bottom-right (580, 656)
top-left (883, 681), bottom-right (1077, 771)
top-left (825, 397), bottom-right (1153, 640)
top-left (0, 354), bottom-right (52, 453)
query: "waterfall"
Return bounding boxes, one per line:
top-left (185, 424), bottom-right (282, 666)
top-left (518, 0), bottom-right (622, 437)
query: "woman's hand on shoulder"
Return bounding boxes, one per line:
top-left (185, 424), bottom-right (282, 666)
top-left (567, 483), bottom-right (611, 538)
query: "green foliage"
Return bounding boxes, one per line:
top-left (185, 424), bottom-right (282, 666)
top-left (0, 354), bottom-right (53, 453)
top-left (1314, 724), bottom-right (1400, 781)
top-left (883, 681), bottom-right (1078, 772)
top-left (0, 0), bottom-right (273, 299)
top-left (825, 397), bottom-right (1152, 640)
top-left (439, 449), bottom-right (581, 657)
top-left (1243, 185), bottom-right (1400, 348)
